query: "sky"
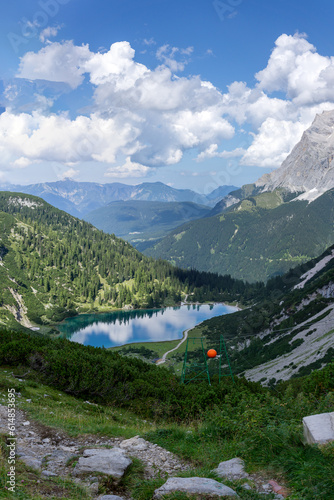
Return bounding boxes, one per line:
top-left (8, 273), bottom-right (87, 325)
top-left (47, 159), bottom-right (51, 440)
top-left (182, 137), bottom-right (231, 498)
top-left (1, 0), bottom-right (334, 195)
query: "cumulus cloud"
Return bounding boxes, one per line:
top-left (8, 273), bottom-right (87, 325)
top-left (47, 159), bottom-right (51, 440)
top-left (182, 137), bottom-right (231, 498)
top-left (255, 33), bottom-right (334, 105)
top-left (5, 33), bottom-right (334, 176)
top-left (241, 118), bottom-right (307, 167)
top-left (0, 111), bottom-right (139, 166)
top-left (197, 144), bottom-right (246, 161)
top-left (39, 25), bottom-right (61, 43)
top-left (59, 167), bottom-right (79, 180)
top-left (219, 33), bottom-right (334, 167)
top-left (17, 41), bottom-right (91, 89)
top-left (156, 44), bottom-right (193, 72)
top-left (104, 157), bottom-right (150, 178)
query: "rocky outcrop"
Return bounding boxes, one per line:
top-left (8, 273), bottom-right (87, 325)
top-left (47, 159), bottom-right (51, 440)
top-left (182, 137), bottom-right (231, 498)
top-left (212, 457), bottom-right (249, 480)
top-left (72, 448), bottom-right (132, 478)
top-left (256, 110), bottom-right (334, 200)
top-left (0, 402), bottom-right (290, 498)
top-left (153, 477), bottom-right (238, 498)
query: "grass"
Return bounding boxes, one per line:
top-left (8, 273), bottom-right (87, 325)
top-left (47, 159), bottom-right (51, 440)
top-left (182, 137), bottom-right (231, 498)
top-left (0, 366), bottom-right (156, 439)
top-left (0, 435), bottom-right (90, 499)
top-left (1, 362), bottom-right (334, 499)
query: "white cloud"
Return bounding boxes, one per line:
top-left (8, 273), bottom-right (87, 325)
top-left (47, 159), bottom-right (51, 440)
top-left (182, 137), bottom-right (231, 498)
top-left (255, 33), bottom-right (334, 105)
top-left (59, 168), bottom-right (79, 180)
top-left (12, 157), bottom-right (33, 168)
top-left (104, 157), bottom-right (150, 178)
top-left (0, 111), bottom-right (140, 166)
top-left (143, 38), bottom-right (156, 46)
top-left (197, 144), bottom-right (246, 161)
top-left (5, 33), bottom-right (334, 177)
top-left (84, 42), bottom-right (148, 87)
top-left (17, 41), bottom-right (92, 89)
top-left (39, 26), bottom-right (61, 43)
top-left (241, 118), bottom-right (306, 167)
top-left (156, 44), bottom-right (193, 72)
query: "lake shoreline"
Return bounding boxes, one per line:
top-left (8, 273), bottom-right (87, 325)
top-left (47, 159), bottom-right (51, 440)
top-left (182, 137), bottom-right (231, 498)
top-left (57, 303), bottom-right (239, 349)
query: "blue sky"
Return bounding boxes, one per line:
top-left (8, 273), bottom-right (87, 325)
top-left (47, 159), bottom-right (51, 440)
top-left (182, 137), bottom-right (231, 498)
top-left (1, 0), bottom-right (334, 194)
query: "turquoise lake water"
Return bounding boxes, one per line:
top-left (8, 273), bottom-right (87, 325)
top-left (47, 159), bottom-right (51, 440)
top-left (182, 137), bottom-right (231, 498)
top-left (57, 303), bottom-right (237, 348)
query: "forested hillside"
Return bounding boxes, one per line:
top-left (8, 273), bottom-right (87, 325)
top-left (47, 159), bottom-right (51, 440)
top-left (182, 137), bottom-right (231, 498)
top-left (145, 188), bottom-right (334, 282)
top-left (0, 192), bottom-right (258, 329)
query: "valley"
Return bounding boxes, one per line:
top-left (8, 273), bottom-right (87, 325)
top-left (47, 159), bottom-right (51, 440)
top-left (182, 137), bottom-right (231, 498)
top-left (0, 111), bottom-right (334, 499)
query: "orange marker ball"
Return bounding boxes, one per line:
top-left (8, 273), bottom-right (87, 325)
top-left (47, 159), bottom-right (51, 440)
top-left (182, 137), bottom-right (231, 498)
top-left (207, 349), bottom-right (217, 358)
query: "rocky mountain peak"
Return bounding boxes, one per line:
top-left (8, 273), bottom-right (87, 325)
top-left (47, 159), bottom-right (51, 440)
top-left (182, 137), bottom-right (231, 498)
top-left (256, 109), bottom-right (334, 200)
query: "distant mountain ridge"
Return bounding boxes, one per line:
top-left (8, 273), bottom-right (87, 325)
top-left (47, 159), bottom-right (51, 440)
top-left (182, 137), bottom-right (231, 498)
top-left (145, 187), bottom-right (334, 282)
top-left (0, 180), bottom-right (238, 216)
top-left (208, 110), bottom-right (334, 215)
top-left (84, 200), bottom-right (211, 250)
top-left (145, 111), bottom-right (334, 281)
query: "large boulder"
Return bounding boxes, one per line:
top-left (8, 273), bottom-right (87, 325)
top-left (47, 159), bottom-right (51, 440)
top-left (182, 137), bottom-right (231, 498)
top-left (212, 458), bottom-right (249, 480)
top-left (153, 477), bottom-right (238, 498)
top-left (72, 448), bottom-right (132, 478)
top-left (303, 412), bottom-right (334, 444)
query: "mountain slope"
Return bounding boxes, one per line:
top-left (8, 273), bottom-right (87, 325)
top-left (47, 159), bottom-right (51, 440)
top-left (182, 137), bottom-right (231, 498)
top-left (145, 188), bottom-right (334, 282)
top-left (0, 180), bottom-right (234, 216)
top-left (84, 200), bottom-right (211, 249)
top-left (0, 191), bottom-right (254, 329)
top-left (207, 110), bottom-right (334, 217)
top-left (185, 244), bottom-right (334, 384)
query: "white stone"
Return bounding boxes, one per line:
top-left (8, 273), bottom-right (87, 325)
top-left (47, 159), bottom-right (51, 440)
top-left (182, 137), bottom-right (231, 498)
top-left (303, 412), bottom-right (334, 444)
top-left (73, 448), bottom-right (132, 478)
top-left (119, 436), bottom-right (148, 451)
top-left (98, 496), bottom-right (125, 500)
top-left (153, 477), bottom-right (237, 498)
top-left (213, 457), bottom-right (249, 480)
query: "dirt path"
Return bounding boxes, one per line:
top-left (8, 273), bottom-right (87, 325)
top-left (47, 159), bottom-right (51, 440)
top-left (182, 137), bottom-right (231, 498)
top-left (156, 328), bottom-right (190, 365)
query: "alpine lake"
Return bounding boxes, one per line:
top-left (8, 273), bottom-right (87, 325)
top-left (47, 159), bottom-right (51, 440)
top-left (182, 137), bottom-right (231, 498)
top-left (57, 303), bottom-right (237, 349)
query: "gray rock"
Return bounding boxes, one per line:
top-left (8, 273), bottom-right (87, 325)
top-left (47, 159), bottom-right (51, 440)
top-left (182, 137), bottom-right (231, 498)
top-left (98, 496), bottom-right (125, 500)
top-left (73, 448), bottom-right (132, 478)
top-left (120, 436), bottom-right (148, 451)
top-left (242, 483), bottom-right (252, 490)
top-left (20, 456), bottom-right (42, 470)
top-left (44, 449), bottom-right (76, 470)
top-left (89, 482), bottom-right (99, 494)
top-left (303, 412), bottom-right (334, 444)
top-left (213, 457), bottom-right (249, 480)
top-left (42, 470), bottom-right (57, 477)
top-left (153, 477), bottom-right (237, 498)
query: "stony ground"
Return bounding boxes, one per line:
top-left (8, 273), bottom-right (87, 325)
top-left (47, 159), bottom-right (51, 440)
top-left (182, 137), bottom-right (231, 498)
top-left (0, 403), bottom-right (288, 499)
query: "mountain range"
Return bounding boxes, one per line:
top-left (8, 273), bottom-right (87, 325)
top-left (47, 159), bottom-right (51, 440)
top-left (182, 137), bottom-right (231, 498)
top-left (145, 111), bottom-right (334, 281)
top-left (84, 200), bottom-right (211, 250)
top-left (0, 180), bottom-right (238, 217)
